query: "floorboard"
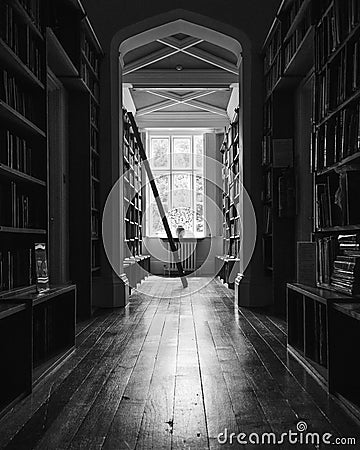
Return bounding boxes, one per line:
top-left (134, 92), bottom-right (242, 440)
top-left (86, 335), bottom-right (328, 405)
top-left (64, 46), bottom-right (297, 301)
top-left (0, 276), bottom-right (359, 450)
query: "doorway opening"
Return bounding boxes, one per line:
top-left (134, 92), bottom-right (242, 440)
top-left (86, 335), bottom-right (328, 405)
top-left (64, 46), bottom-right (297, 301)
top-left (115, 17), bottom-right (243, 278)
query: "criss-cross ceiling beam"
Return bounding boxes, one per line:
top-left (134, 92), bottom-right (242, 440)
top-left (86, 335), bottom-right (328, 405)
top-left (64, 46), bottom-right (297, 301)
top-left (123, 37), bottom-right (203, 75)
top-left (136, 90), bottom-right (223, 116)
top-left (157, 37), bottom-right (238, 75)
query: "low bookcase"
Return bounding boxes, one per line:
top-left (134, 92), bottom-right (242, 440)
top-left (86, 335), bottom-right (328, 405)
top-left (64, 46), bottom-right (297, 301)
top-left (287, 282), bottom-right (360, 421)
top-left (0, 284), bottom-right (76, 417)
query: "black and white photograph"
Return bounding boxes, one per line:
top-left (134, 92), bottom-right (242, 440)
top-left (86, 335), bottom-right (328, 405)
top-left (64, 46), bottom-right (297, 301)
top-left (1, 0), bottom-right (360, 448)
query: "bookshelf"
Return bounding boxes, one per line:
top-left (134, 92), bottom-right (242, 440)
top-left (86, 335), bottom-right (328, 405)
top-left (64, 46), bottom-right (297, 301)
top-left (287, 0), bottom-right (360, 421)
top-left (216, 108), bottom-right (240, 289)
top-left (0, 0), bottom-right (47, 295)
top-left (122, 109), bottom-right (150, 291)
top-left (0, 0), bottom-right (77, 417)
top-left (261, 0), bottom-right (318, 314)
top-left (47, 0), bottom-right (103, 318)
top-left (313, 0), bottom-right (360, 296)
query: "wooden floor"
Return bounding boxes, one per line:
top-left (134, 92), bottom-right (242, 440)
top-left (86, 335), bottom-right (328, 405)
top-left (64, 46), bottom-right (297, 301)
top-left (0, 277), bottom-right (359, 449)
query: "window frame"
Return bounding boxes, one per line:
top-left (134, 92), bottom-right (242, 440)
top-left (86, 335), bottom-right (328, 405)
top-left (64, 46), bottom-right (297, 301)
top-left (146, 130), bottom-right (205, 238)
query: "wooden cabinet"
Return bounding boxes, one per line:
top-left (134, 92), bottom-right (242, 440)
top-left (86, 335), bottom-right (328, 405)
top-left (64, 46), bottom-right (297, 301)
top-left (0, 301), bottom-right (31, 417)
top-left (0, 285), bottom-right (76, 417)
top-left (287, 282), bottom-right (360, 420)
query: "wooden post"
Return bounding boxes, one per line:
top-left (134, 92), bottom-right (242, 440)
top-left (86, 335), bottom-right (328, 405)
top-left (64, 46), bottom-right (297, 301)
top-left (127, 112), bottom-right (188, 288)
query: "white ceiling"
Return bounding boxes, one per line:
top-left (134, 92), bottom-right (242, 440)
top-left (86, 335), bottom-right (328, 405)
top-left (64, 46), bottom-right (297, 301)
top-left (122, 33), bottom-right (240, 129)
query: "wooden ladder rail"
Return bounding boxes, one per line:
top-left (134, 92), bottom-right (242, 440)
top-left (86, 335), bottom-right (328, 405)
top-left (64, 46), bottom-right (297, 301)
top-left (127, 112), bottom-right (188, 288)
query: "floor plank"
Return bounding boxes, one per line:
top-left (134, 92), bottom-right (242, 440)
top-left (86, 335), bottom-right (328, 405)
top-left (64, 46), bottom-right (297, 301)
top-left (0, 276), bottom-right (359, 450)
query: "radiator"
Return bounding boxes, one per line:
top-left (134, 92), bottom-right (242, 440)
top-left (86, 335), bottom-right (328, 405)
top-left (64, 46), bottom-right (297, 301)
top-left (168, 240), bottom-right (196, 272)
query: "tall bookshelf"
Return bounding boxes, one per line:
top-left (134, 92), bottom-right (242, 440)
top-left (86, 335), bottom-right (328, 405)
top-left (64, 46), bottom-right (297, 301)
top-left (261, 0), bottom-right (316, 314)
top-left (122, 109), bottom-right (150, 291)
top-left (0, 0), bottom-right (76, 417)
top-left (46, 0), bottom-right (103, 318)
top-left (0, 0), bottom-right (47, 295)
top-left (312, 0), bottom-right (360, 297)
top-left (286, 0), bottom-right (360, 421)
top-left (216, 108), bottom-right (240, 288)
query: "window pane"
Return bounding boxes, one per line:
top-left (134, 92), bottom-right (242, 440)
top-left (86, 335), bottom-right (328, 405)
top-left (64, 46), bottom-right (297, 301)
top-left (151, 138), bottom-right (169, 168)
top-left (173, 137), bottom-right (191, 169)
top-left (168, 207), bottom-right (194, 235)
top-left (149, 202), bottom-right (169, 236)
top-left (173, 173), bottom-right (191, 208)
top-left (154, 173), bottom-right (169, 204)
top-left (194, 135), bottom-right (204, 169)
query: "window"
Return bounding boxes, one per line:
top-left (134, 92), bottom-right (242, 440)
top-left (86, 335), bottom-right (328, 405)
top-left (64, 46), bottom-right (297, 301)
top-left (146, 132), bottom-right (205, 237)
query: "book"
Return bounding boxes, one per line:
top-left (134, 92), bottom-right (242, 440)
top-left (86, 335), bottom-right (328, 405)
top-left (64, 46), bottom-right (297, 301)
top-left (297, 242), bottom-right (317, 286)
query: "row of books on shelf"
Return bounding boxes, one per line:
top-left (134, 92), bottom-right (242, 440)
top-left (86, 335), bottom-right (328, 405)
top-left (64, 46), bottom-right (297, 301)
top-left (229, 177), bottom-right (239, 201)
top-left (265, 53), bottom-right (282, 97)
top-left (317, 43), bottom-right (360, 118)
top-left (332, 234), bottom-right (360, 295)
top-left (124, 178), bottom-right (141, 199)
top-left (314, 102), bottom-right (360, 169)
top-left (125, 205), bottom-right (143, 225)
top-left (91, 156), bottom-right (99, 179)
top-left (264, 98), bottom-right (273, 133)
top-left (262, 134), bottom-right (272, 165)
top-left (90, 101), bottom-right (99, 128)
top-left (315, 171), bottom-right (360, 229)
top-left (0, 2), bottom-right (44, 81)
top-left (81, 64), bottom-right (99, 100)
top-left (264, 21), bottom-right (281, 74)
top-left (0, 247), bottom-right (34, 291)
top-left (0, 181), bottom-right (44, 228)
top-left (82, 37), bottom-right (100, 77)
top-left (229, 238), bottom-right (241, 258)
top-left (229, 217), bottom-right (240, 237)
top-left (126, 239), bottom-right (142, 257)
top-left (282, 0), bottom-right (308, 33)
top-left (1, 69), bottom-right (31, 119)
top-left (284, 5), bottom-right (312, 69)
top-left (91, 183), bottom-right (99, 210)
top-left (0, 129), bottom-right (35, 176)
top-left (125, 220), bottom-right (142, 239)
top-left (18, 0), bottom-right (42, 31)
top-left (317, 234), bottom-right (360, 295)
top-left (91, 214), bottom-right (98, 238)
top-left (264, 204), bottom-right (272, 234)
top-left (263, 138), bottom-right (294, 168)
top-left (262, 170), bottom-right (272, 202)
top-left (315, 0), bottom-right (360, 70)
top-left (90, 126), bottom-right (99, 152)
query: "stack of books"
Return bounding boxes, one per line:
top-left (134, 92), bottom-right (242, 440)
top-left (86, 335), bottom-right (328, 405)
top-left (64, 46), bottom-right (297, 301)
top-left (331, 234), bottom-right (360, 295)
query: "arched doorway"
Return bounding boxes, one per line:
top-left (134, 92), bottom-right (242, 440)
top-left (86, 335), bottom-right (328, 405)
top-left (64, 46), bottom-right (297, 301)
top-left (101, 10), bottom-right (268, 308)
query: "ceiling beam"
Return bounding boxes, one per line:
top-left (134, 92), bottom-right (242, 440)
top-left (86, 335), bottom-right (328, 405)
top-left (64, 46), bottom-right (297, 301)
top-left (136, 90), bottom-right (222, 116)
top-left (123, 37), bottom-right (203, 75)
top-left (135, 111), bottom-right (230, 128)
top-left (123, 69), bottom-right (237, 86)
top-left (185, 100), bottom-right (228, 116)
top-left (158, 37), bottom-right (238, 74)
